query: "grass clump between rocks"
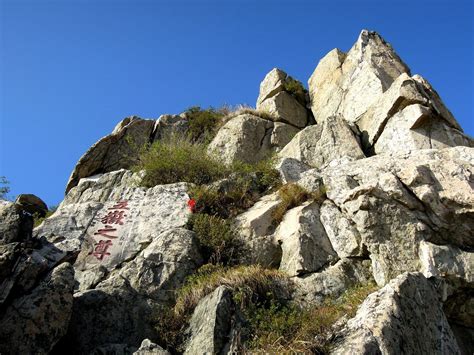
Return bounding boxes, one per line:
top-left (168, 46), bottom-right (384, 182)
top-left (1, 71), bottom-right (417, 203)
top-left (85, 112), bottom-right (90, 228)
top-left (186, 214), bottom-right (241, 265)
top-left (242, 281), bottom-right (378, 354)
top-left (283, 77), bottom-right (308, 106)
top-left (272, 183), bottom-right (326, 223)
top-left (184, 106), bottom-right (225, 143)
top-left (136, 135), bottom-right (227, 187)
top-left (174, 264), bottom-right (291, 318)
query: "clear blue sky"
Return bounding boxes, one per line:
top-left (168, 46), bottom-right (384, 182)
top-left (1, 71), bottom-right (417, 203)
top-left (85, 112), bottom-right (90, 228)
top-left (1, 0), bottom-right (473, 207)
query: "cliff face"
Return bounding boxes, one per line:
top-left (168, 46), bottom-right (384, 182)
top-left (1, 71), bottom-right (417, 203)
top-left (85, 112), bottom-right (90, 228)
top-left (0, 30), bottom-right (473, 354)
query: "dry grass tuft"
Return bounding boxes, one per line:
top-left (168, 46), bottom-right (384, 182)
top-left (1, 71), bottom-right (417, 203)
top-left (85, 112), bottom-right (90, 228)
top-left (272, 183), bottom-right (326, 223)
top-left (174, 264), bottom-right (291, 317)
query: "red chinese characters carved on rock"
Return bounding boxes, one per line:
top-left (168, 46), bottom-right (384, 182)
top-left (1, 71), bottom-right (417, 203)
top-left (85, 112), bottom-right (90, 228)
top-left (91, 200), bottom-right (130, 261)
top-left (90, 240), bottom-right (113, 261)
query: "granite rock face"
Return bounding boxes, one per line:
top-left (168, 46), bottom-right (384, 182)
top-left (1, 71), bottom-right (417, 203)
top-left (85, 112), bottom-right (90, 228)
top-left (331, 273), bottom-right (460, 355)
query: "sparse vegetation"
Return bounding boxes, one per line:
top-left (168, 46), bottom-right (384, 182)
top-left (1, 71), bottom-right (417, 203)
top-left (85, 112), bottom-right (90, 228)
top-left (174, 264), bottom-right (291, 317)
top-left (242, 282), bottom-right (378, 354)
top-left (283, 77), bottom-right (308, 106)
top-left (184, 106), bottom-right (225, 143)
top-left (135, 134), bottom-right (227, 187)
top-left (187, 213), bottom-right (241, 265)
top-left (188, 157), bottom-right (281, 219)
top-left (223, 104), bottom-right (278, 121)
top-left (272, 183), bottom-right (326, 223)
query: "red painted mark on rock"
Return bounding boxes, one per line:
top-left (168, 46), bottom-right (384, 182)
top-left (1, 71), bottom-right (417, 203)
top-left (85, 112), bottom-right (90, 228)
top-left (187, 199), bottom-right (196, 213)
top-left (90, 240), bottom-right (113, 261)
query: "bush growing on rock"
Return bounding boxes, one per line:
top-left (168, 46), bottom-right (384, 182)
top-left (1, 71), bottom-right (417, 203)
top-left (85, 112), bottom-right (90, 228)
top-left (184, 106), bottom-right (225, 143)
top-left (186, 213), bottom-right (241, 265)
top-left (136, 134), bottom-right (227, 187)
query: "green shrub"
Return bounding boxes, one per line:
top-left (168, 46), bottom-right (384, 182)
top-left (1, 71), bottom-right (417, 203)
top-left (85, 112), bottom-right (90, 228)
top-left (272, 183), bottom-right (325, 223)
top-left (283, 77), bottom-right (307, 106)
top-left (188, 157), bottom-right (281, 219)
top-left (136, 135), bottom-right (227, 187)
top-left (187, 213), bottom-right (241, 264)
top-left (242, 282), bottom-right (378, 354)
top-left (184, 106), bottom-right (224, 143)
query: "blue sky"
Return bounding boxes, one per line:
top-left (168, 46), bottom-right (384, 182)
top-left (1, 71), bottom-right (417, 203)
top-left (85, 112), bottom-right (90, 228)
top-left (1, 0), bottom-right (473, 207)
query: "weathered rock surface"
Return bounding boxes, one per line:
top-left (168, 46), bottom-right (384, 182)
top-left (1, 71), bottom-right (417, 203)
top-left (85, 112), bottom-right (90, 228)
top-left (234, 193), bottom-right (282, 267)
top-left (0, 200), bottom-right (33, 244)
top-left (316, 146), bottom-right (474, 285)
top-left (275, 201), bottom-right (338, 276)
top-left (66, 116), bottom-right (155, 193)
top-left (309, 30), bottom-right (409, 123)
top-left (15, 193), bottom-right (48, 216)
top-left (279, 115), bottom-right (365, 168)
top-left (331, 272), bottom-right (461, 355)
top-left (208, 114), bottom-right (297, 165)
top-left (295, 258), bottom-right (373, 306)
top-left (0, 263), bottom-right (75, 355)
top-left (258, 91), bottom-right (308, 128)
top-left (184, 286), bottom-right (233, 355)
top-left (275, 157), bottom-right (311, 184)
top-left (134, 339), bottom-right (170, 355)
top-left (374, 103), bottom-right (472, 155)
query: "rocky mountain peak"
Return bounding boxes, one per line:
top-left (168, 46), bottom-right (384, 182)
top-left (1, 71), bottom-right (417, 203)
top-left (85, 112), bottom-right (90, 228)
top-left (1, 30), bottom-right (472, 354)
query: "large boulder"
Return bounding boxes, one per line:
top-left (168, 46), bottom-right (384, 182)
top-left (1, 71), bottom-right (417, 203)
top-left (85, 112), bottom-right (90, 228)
top-left (64, 229), bottom-right (202, 353)
top-left (355, 72), bottom-right (471, 154)
top-left (234, 193), bottom-right (282, 267)
top-left (258, 91), bottom-right (308, 128)
top-left (331, 272), bottom-right (460, 354)
top-left (183, 286), bottom-right (233, 355)
top-left (66, 116), bottom-right (155, 193)
top-left (278, 115), bottom-right (365, 169)
top-left (208, 114), bottom-right (298, 165)
top-left (15, 194), bottom-right (48, 217)
top-left (275, 201), bottom-right (338, 276)
top-left (0, 200), bottom-right (33, 244)
top-left (309, 30), bottom-right (409, 123)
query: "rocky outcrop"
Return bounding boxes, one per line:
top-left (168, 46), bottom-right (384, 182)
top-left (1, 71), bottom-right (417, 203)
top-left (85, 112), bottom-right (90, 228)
top-left (208, 113), bottom-right (298, 165)
top-left (275, 201), bottom-right (338, 276)
top-left (183, 286), bottom-right (233, 354)
top-left (256, 68), bottom-right (310, 128)
top-left (15, 194), bottom-right (48, 217)
top-left (309, 30), bottom-right (409, 124)
top-left (2, 28), bottom-right (472, 354)
top-left (278, 115), bottom-right (365, 169)
top-left (66, 116), bottom-right (155, 193)
top-left (315, 146), bottom-right (474, 285)
top-left (234, 193), bottom-right (282, 267)
top-left (331, 272), bottom-right (460, 355)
